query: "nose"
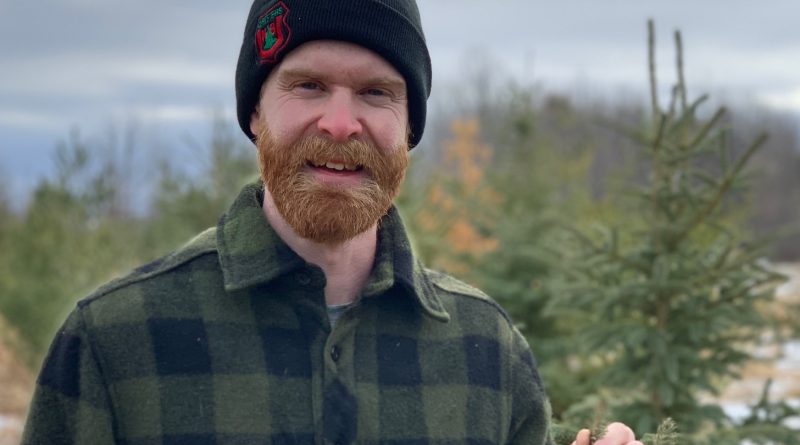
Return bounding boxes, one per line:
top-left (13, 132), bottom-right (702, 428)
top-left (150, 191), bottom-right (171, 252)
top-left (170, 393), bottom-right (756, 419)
top-left (317, 90), bottom-right (363, 141)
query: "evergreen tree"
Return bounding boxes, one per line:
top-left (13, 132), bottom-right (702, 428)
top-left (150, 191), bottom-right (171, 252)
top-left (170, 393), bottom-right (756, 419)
top-left (549, 22), bottom-right (795, 443)
top-left (0, 119), bottom-right (257, 364)
top-left (141, 117), bottom-right (256, 259)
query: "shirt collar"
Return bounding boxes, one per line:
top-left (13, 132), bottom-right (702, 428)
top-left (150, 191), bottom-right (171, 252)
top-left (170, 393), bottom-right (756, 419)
top-left (217, 182), bottom-right (450, 322)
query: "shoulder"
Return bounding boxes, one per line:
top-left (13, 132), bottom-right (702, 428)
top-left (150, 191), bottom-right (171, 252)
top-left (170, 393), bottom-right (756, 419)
top-left (421, 270), bottom-right (550, 444)
top-left (424, 268), bottom-right (515, 327)
top-left (426, 268), bottom-right (490, 300)
top-left (77, 227), bottom-right (219, 311)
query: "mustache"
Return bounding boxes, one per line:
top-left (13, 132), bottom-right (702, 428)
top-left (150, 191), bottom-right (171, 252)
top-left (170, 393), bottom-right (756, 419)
top-left (258, 128), bottom-right (402, 184)
top-left (291, 136), bottom-right (386, 176)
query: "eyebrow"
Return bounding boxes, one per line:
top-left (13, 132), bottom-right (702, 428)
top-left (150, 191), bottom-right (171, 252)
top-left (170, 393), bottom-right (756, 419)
top-left (277, 68), bottom-right (406, 91)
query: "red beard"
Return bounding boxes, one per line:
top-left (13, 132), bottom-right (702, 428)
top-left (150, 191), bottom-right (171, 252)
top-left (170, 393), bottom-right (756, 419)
top-left (256, 128), bottom-right (408, 245)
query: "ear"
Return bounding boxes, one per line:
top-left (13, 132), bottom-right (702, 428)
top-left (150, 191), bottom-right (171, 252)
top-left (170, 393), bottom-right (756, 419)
top-left (250, 105), bottom-right (262, 136)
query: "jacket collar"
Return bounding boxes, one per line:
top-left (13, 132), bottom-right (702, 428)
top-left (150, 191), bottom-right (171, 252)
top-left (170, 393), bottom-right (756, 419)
top-left (217, 182), bottom-right (449, 322)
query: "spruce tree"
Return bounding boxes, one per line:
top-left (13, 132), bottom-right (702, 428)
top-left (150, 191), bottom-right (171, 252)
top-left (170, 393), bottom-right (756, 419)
top-left (549, 21), bottom-right (794, 444)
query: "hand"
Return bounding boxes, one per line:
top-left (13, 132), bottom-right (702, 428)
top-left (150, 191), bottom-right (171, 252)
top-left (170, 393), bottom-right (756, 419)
top-left (571, 422), bottom-right (643, 445)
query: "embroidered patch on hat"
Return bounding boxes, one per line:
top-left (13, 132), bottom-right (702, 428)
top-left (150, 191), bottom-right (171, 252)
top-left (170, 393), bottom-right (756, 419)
top-left (255, 1), bottom-right (291, 63)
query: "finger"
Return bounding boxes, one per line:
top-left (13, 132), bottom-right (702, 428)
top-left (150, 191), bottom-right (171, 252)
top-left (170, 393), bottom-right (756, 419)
top-left (573, 428), bottom-right (592, 445)
top-left (594, 422), bottom-right (635, 445)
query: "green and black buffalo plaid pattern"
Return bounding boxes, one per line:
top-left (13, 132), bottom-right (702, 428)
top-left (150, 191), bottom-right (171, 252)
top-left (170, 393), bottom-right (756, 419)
top-left (23, 182), bottom-right (553, 445)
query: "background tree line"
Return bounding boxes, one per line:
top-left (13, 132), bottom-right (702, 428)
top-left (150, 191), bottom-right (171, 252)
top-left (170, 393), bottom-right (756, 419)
top-left (1, 26), bottom-right (799, 444)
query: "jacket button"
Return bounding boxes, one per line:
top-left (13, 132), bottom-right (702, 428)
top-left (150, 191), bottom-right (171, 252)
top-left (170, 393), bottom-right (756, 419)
top-left (330, 345), bottom-right (341, 362)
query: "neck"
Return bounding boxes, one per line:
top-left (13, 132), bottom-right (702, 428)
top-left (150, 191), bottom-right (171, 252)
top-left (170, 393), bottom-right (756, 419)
top-left (262, 189), bottom-right (377, 306)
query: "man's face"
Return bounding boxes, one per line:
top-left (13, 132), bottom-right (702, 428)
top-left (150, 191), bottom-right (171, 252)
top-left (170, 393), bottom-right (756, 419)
top-left (250, 40), bottom-right (410, 245)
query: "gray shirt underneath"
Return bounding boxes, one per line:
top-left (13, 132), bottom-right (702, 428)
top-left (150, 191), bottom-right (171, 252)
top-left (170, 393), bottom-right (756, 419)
top-left (327, 303), bottom-right (352, 328)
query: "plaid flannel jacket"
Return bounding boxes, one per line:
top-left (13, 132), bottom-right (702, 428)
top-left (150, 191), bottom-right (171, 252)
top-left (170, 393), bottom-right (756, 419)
top-left (23, 182), bottom-right (553, 445)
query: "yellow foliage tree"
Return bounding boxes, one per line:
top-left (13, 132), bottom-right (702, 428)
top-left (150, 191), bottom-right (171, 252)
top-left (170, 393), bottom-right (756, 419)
top-left (414, 118), bottom-right (501, 275)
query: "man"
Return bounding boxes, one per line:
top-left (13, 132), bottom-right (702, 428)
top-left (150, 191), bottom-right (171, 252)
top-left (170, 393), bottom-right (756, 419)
top-left (23, 1), bottom-right (641, 444)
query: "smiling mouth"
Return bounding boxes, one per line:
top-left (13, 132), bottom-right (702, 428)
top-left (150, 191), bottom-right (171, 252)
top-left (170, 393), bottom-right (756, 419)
top-left (307, 160), bottom-right (364, 172)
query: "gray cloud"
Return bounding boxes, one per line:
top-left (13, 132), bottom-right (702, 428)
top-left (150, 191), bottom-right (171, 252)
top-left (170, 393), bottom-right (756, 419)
top-left (2, 0), bottom-right (799, 199)
top-left (419, 1), bottom-right (800, 94)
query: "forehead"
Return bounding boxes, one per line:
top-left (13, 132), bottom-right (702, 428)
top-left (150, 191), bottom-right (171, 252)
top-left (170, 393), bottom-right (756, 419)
top-left (272, 40), bottom-right (406, 87)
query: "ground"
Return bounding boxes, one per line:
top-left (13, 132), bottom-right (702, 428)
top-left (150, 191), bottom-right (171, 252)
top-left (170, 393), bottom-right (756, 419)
top-left (714, 262), bottom-right (800, 419)
top-left (0, 316), bottom-right (33, 445)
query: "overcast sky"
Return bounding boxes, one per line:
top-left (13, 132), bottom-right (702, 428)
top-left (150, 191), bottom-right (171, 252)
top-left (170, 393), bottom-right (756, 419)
top-left (1, 0), bottom-right (799, 201)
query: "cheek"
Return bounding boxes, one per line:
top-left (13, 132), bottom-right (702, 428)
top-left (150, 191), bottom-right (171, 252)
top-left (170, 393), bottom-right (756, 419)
top-left (262, 101), bottom-right (318, 143)
top-left (369, 112), bottom-right (409, 150)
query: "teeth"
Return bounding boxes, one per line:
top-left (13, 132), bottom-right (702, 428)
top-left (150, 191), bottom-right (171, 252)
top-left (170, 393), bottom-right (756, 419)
top-left (326, 162), bottom-right (345, 171)
top-left (310, 160), bottom-right (361, 171)
top-left (318, 162), bottom-right (360, 171)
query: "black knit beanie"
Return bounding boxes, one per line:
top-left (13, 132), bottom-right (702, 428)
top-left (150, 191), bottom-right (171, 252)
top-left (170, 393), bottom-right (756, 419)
top-left (235, 0), bottom-right (432, 148)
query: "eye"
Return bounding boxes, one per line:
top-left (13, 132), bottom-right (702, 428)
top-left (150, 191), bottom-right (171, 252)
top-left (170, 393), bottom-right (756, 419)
top-left (361, 87), bottom-right (396, 105)
top-left (365, 88), bottom-right (387, 97)
top-left (297, 81), bottom-right (321, 91)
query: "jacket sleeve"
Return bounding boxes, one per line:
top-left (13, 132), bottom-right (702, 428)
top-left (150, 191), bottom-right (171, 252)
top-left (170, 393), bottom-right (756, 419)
top-left (507, 326), bottom-right (554, 445)
top-left (22, 307), bottom-right (116, 445)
